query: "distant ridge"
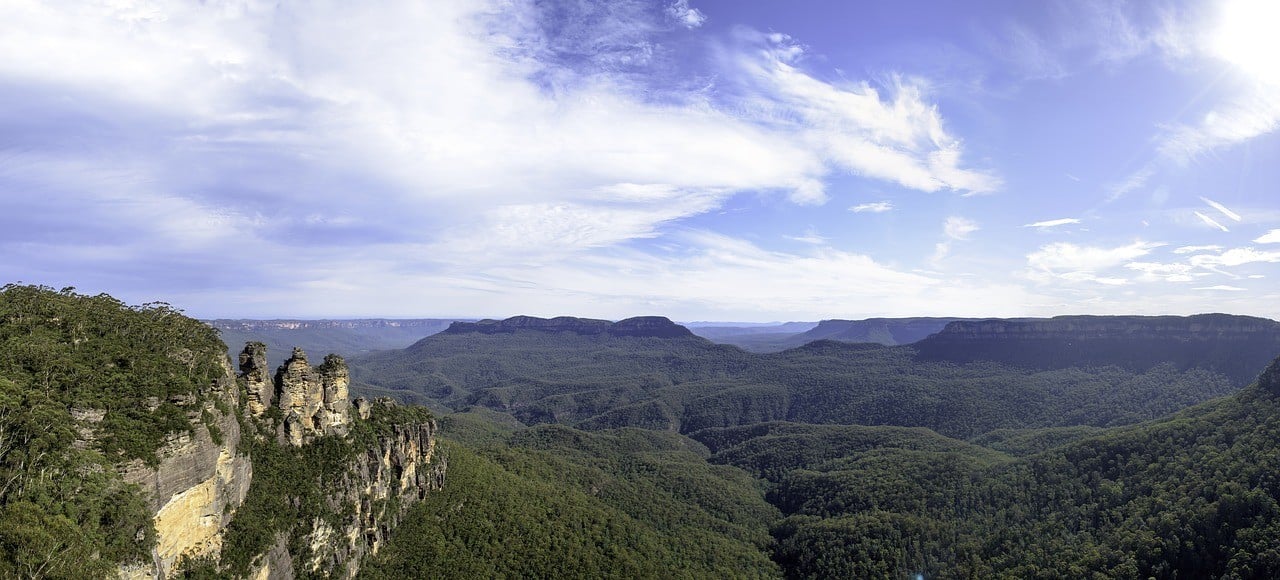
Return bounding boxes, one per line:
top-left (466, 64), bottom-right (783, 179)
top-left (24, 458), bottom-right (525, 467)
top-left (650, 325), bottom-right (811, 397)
top-left (796, 317), bottom-right (972, 346)
top-left (915, 314), bottom-right (1280, 386)
top-left (443, 315), bottom-right (695, 339)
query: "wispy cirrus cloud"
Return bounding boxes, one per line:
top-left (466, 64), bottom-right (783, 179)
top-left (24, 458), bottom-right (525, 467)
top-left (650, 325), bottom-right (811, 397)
top-left (932, 216), bottom-right (979, 263)
top-left (1194, 211), bottom-right (1231, 232)
top-left (1200, 196), bottom-right (1242, 222)
top-left (849, 201), bottom-right (894, 213)
top-left (1023, 218), bottom-right (1081, 229)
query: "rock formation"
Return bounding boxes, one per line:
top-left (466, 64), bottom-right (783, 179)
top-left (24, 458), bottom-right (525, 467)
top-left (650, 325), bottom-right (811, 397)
top-left (239, 342), bottom-right (272, 416)
top-left (118, 356), bottom-right (253, 579)
top-left (272, 347), bottom-right (351, 446)
top-left (115, 343), bottom-right (441, 579)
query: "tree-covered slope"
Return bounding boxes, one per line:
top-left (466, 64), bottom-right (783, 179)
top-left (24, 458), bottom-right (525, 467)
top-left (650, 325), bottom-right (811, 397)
top-left (0, 285), bottom-right (228, 577)
top-left (712, 358), bottom-right (1280, 578)
top-left (350, 317), bottom-right (1245, 439)
top-left (360, 422), bottom-right (782, 579)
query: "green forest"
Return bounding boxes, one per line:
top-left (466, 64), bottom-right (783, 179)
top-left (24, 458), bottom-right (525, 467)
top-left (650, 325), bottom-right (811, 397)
top-left (5, 286), bottom-right (1280, 578)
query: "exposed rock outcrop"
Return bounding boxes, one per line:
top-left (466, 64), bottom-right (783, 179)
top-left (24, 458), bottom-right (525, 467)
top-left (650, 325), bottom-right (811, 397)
top-left (119, 356), bottom-right (253, 579)
top-left (443, 315), bottom-right (694, 338)
top-left (239, 342), bottom-right (272, 416)
top-left (115, 342), bottom-right (442, 579)
top-left (273, 347), bottom-right (351, 446)
top-left (248, 404), bottom-right (445, 580)
top-left (305, 420), bottom-right (444, 578)
top-left (914, 314), bottom-right (1280, 386)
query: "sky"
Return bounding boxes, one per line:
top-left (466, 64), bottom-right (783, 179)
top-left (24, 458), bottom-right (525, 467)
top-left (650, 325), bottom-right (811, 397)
top-left (2, 0), bottom-right (1280, 321)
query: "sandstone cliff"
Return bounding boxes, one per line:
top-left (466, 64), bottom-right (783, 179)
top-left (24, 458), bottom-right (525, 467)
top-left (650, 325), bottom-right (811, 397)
top-left (117, 356), bottom-right (253, 579)
top-left (237, 345), bottom-right (443, 579)
top-left (114, 344), bottom-right (442, 579)
top-left (914, 314), bottom-right (1280, 386)
top-left (253, 415), bottom-right (446, 579)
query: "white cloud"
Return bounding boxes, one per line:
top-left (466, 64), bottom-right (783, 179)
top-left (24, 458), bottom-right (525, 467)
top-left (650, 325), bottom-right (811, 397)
top-left (666, 0), bottom-right (706, 29)
top-left (0, 0), bottom-right (1000, 315)
top-left (1159, 87), bottom-right (1280, 161)
top-left (1023, 217), bottom-right (1081, 229)
top-left (1189, 247), bottom-right (1280, 268)
top-left (1194, 211), bottom-right (1230, 232)
top-left (931, 216), bottom-right (979, 264)
top-left (1200, 196), bottom-right (1242, 222)
top-left (1026, 240), bottom-right (1162, 284)
top-left (1174, 244), bottom-right (1223, 254)
top-left (849, 201), bottom-right (894, 213)
top-left (1256, 229), bottom-right (1280, 244)
top-left (944, 216), bottom-right (979, 240)
top-left (1124, 261), bottom-right (1198, 283)
top-left (1193, 285), bottom-right (1247, 291)
top-left (728, 33), bottom-right (1000, 196)
top-left (1105, 166), bottom-right (1153, 201)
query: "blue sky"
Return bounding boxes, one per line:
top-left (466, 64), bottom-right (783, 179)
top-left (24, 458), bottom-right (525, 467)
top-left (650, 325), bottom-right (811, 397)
top-left (2, 0), bottom-right (1280, 321)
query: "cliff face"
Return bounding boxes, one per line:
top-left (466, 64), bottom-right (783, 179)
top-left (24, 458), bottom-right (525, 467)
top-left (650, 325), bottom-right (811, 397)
top-left (290, 418), bottom-right (446, 579)
top-left (117, 356), bottom-right (253, 579)
top-left (241, 345), bottom-right (443, 580)
top-left (914, 314), bottom-right (1280, 386)
top-left (442, 315), bottom-right (694, 338)
top-left (800, 317), bottom-right (965, 346)
top-left (115, 344), bottom-right (442, 579)
top-left (270, 347), bottom-right (352, 446)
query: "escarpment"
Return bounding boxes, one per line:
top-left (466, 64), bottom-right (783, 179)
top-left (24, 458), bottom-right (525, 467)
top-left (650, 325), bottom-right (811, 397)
top-left (117, 356), bottom-right (253, 579)
top-left (441, 314), bottom-right (694, 338)
top-left (914, 314), bottom-right (1280, 385)
top-left (120, 343), bottom-right (442, 579)
top-left (229, 344), bottom-right (444, 580)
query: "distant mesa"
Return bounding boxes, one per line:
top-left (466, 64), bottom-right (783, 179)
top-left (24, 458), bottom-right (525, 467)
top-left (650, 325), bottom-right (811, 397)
top-left (797, 317), bottom-right (969, 346)
top-left (915, 314), bottom-right (1280, 386)
top-left (443, 315), bottom-right (694, 339)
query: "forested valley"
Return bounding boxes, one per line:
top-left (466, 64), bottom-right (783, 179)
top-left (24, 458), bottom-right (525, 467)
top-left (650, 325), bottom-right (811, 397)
top-left (5, 286), bottom-right (1280, 578)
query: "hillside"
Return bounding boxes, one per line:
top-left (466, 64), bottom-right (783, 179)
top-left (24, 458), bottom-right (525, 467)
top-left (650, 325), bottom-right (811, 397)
top-left (738, 358), bottom-right (1280, 578)
top-left (349, 315), bottom-right (1257, 439)
top-left (688, 322), bottom-right (818, 353)
top-left (0, 286), bottom-right (443, 578)
top-left (361, 424), bottom-right (782, 578)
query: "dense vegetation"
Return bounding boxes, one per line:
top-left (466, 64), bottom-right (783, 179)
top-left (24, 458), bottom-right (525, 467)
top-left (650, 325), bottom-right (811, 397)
top-left (361, 419), bottom-right (782, 578)
top-left (8, 287), bottom-right (1280, 578)
top-left (189, 402), bottom-right (437, 578)
top-left (350, 330), bottom-right (1239, 439)
top-left (0, 285), bottom-right (225, 577)
top-left (694, 373), bottom-right (1280, 578)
